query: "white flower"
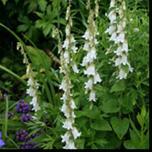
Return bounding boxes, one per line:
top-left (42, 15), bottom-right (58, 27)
top-left (63, 39), bottom-right (70, 49)
top-left (117, 69), bottom-right (127, 79)
top-left (63, 51), bottom-right (70, 64)
top-left (82, 48), bottom-right (96, 66)
top-left (89, 90), bottom-right (96, 102)
top-left (61, 132), bottom-right (70, 143)
top-left (84, 78), bottom-right (93, 90)
top-left (30, 96), bottom-right (40, 111)
top-left (94, 73), bottom-right (102, 84)
top-left (71, 45), bottom-right (78, 53)
top-left (71, 111), bottom-right (76, 118)
top-left (71, 127), bottom-right (81, 139)
top-left (118, 8), bottom-right (124, 18)
top-left (105, 25), bottom-right (116, 35)
top-left (63, 140), bottom-right (76, 149)
top-left (60, 93), bottom-right (67, 102)
top-left (108, 10), bottom-right (116, 23)
top-left (61, 103), bottom-right (70, 118)
top-left (114, 43), bottom-right (128, 56)
top-left (63, 118), bottom-right (73, 130)
top-left (72, 63), bottom-right (79, 73)
top-left (115, 55), bottom-right (128, 66)
top-left (70, 35), bottom-right (76, 43)
top-left (117, 32), bottom-right (125, 43)
top-left (65, 24), bottom-right (70, 36)
top-left (82, 30), bottom-right (91, 40)
top-left (122, 1), bottom-right (126, 10)
top-left (117, 24), bottom-right (124, 33)
top-left (122, 42), bottom-right (128, 52)
top-left (66, 6), bottom-right (70, 20)
top-left (127, 63), bottom-right (133, 72)
top-left (26, 87), bottom-right (36, 97)
top-left (83, 42), bottom-right (90, 51)
top-left (84, 64), bottom-right (96, 76)
top-left (110, 32), bottom-right (117, 42)
top-left (110, 0), bottom-right (115, 8)
top-left (59, 79), bottom-right (67, 91)
top-left (69, 99), bottom-right (76, 109)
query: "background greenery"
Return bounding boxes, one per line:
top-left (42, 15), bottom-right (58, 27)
top-left (0, 0), bottom-right (149, 149)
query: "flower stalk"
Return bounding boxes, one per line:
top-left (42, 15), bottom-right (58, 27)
top-left (105, 0), bottom-right (133, 79)
top-left (59, 0), bottom-right (81, 149)
top-left (81, 0), bottom-right (102, 102)
top-left (17, 42), bottom-right (40, 112)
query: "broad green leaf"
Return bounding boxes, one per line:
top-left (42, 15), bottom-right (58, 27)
top-left (76, 106), bottom-right (100, 119)
top-left (110, 80), bottom-right (126, 92)
top-left (26, 46), bottom-right (52, 71)
top-left (110, 117), bottom-right (129, 139)
top-left (91, 118), bottom-right (112, 131)
top-left (101, 99), bottom-right (120, 113)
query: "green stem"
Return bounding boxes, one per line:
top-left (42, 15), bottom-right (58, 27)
top-left (7, 136), bottom-right (19, 148)
top-left (0, 65), bottom-right (26, 85)
top-left (44, 81), bottom-right (52, 104)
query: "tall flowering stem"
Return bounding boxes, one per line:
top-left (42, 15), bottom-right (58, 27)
top-left (105, 0), bottom-right (133, 79)
top-left (59, 1), bottom-right (81, 149)
top-left (81, 0), bottom-right (102, 102)
top-left (17, 42), bottom-right (40, 112)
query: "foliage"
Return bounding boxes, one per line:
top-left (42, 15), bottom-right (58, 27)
top-left (0, 0), bottom-right (149, 149)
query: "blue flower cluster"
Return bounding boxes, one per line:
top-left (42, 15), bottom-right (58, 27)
top-left (16, 129), bottom-right (38, 149)
top-left (15, 99), bottom-right (38, 149)
top-left (16, 99), bottom-right (32, 122)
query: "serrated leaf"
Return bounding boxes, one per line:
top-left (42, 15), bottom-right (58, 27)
top-left (91, 118), bottom-right (112, 131)
top-left (110, 80), bottom-right (126, 93)
top-left (110, 117), bottom-right (129, 139)
top-left (26, 46), bottom-right (52, 71)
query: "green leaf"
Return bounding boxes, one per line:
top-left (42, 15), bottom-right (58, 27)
top-left (26, 46), bottom-right (52, 71)
top-left (38, 0), bottom-right (47, 12)
top-left (91, 118), bottom-right (112, 131)
top-left (124, 129), bottom-right (149, 149)
top-left (17, 24), bottom-right (29, 32)
top-left (101, 99), bottom-right (120, 113)
top-left (94, 139), bottom-right (108, 146)
top-left (110, 117), bottom-right (129, 139)
top-left (43, 23), bottom-right (52, 36)
top-left (76, 106), bottom-right (100, 119)
top-left (110, 80), bottom-right (126, 93)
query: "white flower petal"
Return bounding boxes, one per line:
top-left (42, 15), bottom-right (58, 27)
top-left (71, 127), bottom-right (81, 139)
top-left (89, 90), bottom-right (96, 102)
top-left (84, 64), bottom-right (96, 76)
top-left (94, 73), bottom-right (102, 84)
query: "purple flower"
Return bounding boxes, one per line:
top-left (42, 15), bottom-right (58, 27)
top-left (16, 129), bottom-right (29, 142)
top-left (0, 132), bottom-right (5, 148)
top-left (20, 142), bottom-right (37, 149)
top-left (16, 100), bottom-right (30, 113)
top-left (20, 113), bottom-right (32, 122)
